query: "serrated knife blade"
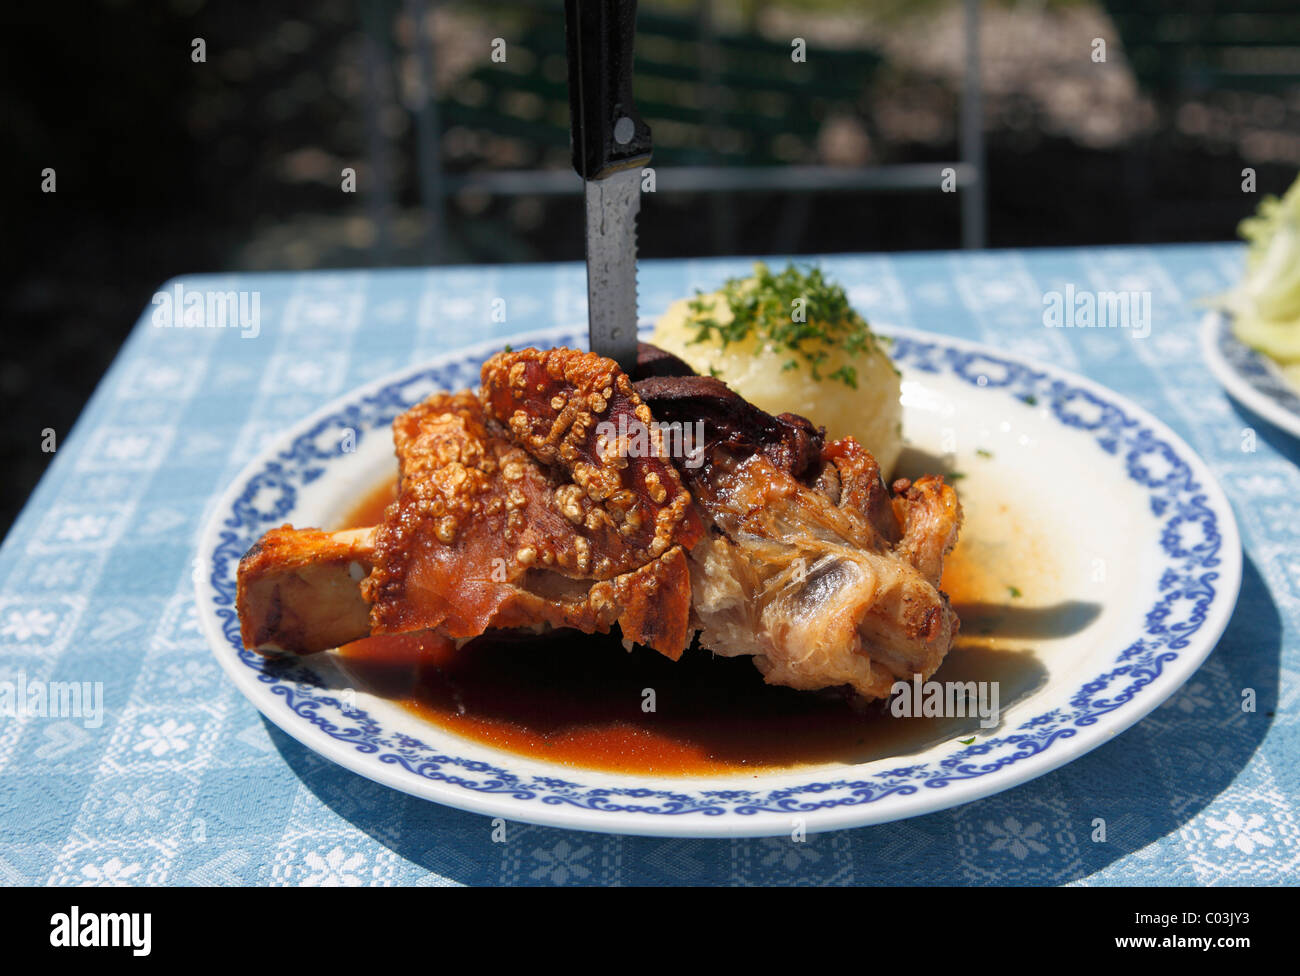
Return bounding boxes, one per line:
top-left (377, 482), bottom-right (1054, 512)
top-left (564, 0), bottom-right (652, 374)
top-left (583, 167), bottom-right (642, 371)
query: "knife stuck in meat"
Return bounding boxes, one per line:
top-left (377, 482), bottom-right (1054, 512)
top-left (564, 0), bottom-right (652, 375)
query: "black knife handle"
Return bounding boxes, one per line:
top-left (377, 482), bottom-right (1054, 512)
top-left (564, 0), bottom-right (652, 180)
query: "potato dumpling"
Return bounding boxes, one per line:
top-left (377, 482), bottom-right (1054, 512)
top-left (651, 262), bottom-right (903, 475)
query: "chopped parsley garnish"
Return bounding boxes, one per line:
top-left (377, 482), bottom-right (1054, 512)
top-left (685, 262), bottom-right (885, 388)
top-left (959, 737), bottom-right (976, 745)
top-left (1019, 393), bottom-right (1037, 406)
top-left (946, 471), bottom-right (966, 481)
top-left (827, 364), bottom-right (859, 387)
top-left (1007, 585), bottom-right (1022, 598)
top-left (976, 448), bottom-right (993, 458)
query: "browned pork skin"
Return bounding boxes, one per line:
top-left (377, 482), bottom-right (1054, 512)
top-left (237, 350), bottom-right (701, 658)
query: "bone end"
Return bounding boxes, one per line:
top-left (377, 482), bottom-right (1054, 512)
top-left (236, 525), bottom-right (375, 654)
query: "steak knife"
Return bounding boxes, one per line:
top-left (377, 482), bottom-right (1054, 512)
top-left (564, 0), bottom-right (652, 373)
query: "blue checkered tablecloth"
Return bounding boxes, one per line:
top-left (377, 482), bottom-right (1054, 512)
top-left (1, 244), bottom-right (1296, 886)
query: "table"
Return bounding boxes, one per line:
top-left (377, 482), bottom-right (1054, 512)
top-left (2, 244), bottom-right (1295, 885)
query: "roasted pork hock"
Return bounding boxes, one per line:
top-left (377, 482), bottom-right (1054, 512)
top-left (236, 344), bottom-right (962, 699)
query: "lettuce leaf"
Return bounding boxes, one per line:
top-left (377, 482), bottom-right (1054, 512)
top-left (1216, 174), bottom-right (1300, 363)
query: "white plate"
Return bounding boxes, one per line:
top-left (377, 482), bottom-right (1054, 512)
top-left (194, 325), bottom-right (1242, 837)
top-left (1201, 309), bottom-right (1300, 439)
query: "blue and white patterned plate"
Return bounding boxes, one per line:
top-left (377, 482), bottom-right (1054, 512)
top-left (194, 325), bottom-right (1242, 837)
top-left (1202, 309), bottom-right (1300, 439)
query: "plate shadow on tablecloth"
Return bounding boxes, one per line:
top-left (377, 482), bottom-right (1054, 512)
top-left (261, 555), bottom-right (1278, 885)
top-left (1227, 399), bottom-right (1300, 469)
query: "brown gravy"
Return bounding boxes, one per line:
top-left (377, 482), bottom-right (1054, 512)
top-left (331, 475), bottom-right (1043, 776)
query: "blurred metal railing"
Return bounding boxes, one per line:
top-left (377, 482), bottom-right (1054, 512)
top-left (382, 0), bottom-right (987, 260)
